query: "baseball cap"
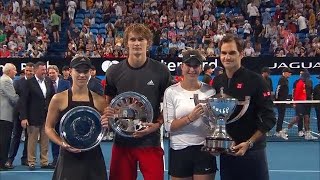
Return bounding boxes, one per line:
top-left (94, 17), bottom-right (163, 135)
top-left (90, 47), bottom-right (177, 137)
top-left (70, 56), bottom-right (92, 69)
top-left (261, 67), bottom-right (271, 73)
top-left (182, 49), bottom-right (205, 66)
top-left (282, 67), bottom-right (292, 73)
top-left (214, 66), bottom-right (224, 76)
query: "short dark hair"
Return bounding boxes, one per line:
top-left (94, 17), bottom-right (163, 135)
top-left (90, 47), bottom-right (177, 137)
top-left (25, 62), bottom-right (35, 68)
top-left (34, 61), bottom-right (46, 69)
top-left (219, 34), bottom-right (244, 52)
top-left (62, 65), bottom-right (70, 71)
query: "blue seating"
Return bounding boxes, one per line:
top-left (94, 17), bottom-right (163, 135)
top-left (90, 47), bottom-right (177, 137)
top-left (75, 23), bottom-right (82, 29)
top-left (75, 13), bottom-right (85, 19)
top-left (98, 29), bottom-right (106, 35)
top-left (74, 18), bottom-right (83, 24)
top-left (296, 33), bottom-right (306, 39)
top-left (90, 24), bottom-right (99, 29)
top-left (78, 9), bottom-right (86, 14)
top-left (85, 13), bottom-right (91, 18)
top-left (95, 13), bottom-right (102, 19)
top-left (238, 27), bottom-right (244, 34)
top-left (95, 18), bottom-right (102, 24)
top-left (99, 23), bottom-right (106, 29)
top-left (90, 29), bottom-right (99, 35)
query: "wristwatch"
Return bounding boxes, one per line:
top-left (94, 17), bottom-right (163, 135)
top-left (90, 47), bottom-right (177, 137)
top-left (247, 140), bottom-right (254, 149)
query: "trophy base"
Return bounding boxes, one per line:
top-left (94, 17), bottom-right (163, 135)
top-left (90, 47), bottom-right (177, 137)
top-left (202, 137), bottom-right (233, 156)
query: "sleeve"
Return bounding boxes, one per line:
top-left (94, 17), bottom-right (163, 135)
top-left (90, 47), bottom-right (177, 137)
top-left (255, 77), bottom-right (276, 133)
top-left (163, 87), bottom-right (175, 132)
top-left (19, 80), bottom-right (30, 120)
top-left (1, 79), bottom-right (19, 105)
top-left (104, 65), bottom-right (118, 97)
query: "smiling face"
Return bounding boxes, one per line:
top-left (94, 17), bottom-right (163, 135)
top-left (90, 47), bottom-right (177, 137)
top-left (220, 40), bottom-right (243, 72)
top-left (181, 63), bottom-right (202, 80)
top-left (71, 64), bottom-right (91, 87)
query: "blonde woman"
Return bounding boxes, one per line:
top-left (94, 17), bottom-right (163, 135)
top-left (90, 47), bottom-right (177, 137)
top-left (164, 49), bottom-right (217, 180)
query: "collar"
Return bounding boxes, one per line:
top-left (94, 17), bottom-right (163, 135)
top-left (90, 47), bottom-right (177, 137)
top-left (224, 66), bottom-right (245, 79)
top-left (3, 74), bottom-right (13, 83)
top-left (35, 75), bottom-right (44, 83)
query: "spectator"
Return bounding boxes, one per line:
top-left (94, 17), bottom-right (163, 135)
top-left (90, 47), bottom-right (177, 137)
top-left (50, 10), bottom-right (61, 43)
top-left (244, 42), bottom-right (255, 57)
top-left (0, 45), bottom-right (11, 58)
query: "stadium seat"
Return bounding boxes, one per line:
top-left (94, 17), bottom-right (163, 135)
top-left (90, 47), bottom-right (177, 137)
top-left (85, 13), bottom-right (91, 18)
top-left (98, 29), bottom-right (106, 35)
top-left (99, 23), bottom-right (106, 29)
top-left (75, 23), bottom-right (82, 29)
top-left (95, 18), bottom-right (102, 24)
top-left (90, 24), bottom-right (99, 29)
top-left (90, 29), bottom-right (99, 35)
top-left (75, 13), bottom-right (85, 19)
top-left (75, 18), bottom-right (83, 24)
top-left (78, 9), bottom-right (86, 14)
top-left (95, 13), bottom-right (102, 19)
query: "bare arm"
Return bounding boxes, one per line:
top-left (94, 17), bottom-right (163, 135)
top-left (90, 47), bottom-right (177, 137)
top-left (45, 94), bottom-right (63, 146)
top-left (45, 93), bottom-right (81, 153)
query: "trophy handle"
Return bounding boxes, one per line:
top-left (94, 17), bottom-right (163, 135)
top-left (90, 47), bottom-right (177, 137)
top-left (193, 94), bottom-right (208, 105)
top-left (226, 96), bottom-right (250, 124)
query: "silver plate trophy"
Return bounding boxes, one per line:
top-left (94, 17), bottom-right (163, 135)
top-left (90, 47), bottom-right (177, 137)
top-left (109, 91), bottom-right (154, 138)
top-left (60, 106), bottom-right (105, 151)
top-left (194, 88), bottom-right (250, 155)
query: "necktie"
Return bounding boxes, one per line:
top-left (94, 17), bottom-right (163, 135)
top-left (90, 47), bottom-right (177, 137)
top-left (53, 81), bottom-right (57, 93)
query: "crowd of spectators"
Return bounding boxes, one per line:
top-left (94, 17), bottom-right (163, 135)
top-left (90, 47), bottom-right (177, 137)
top-left (0, 0), bottom-right (62, 58)
top-left (0, 0), bottom-right (319, 58)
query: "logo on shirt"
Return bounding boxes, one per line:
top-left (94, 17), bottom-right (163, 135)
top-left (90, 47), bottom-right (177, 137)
top-left (147, 80), bottom-right (155, 86)
top-left (236, 83), bottom-right (243, 89)
top-left (263, 91), bottom-right (271, 97)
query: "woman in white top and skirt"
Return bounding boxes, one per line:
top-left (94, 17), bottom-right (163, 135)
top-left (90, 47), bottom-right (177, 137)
top-left (163, 49), bottom-right (217, 180)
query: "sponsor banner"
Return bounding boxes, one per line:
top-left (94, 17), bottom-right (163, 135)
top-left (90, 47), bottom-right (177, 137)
top-left (0, 57), bottom-right (319, 76)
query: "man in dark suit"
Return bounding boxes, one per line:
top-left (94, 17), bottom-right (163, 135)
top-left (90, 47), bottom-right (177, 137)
top-left (47, 65), bottom-right (70, 167)
top-left (5, 62), bottom-right (34, 169)
top-left (20, 61), bottom-right (55, 170)
top-left (88, 65), bottom-right (103, 96)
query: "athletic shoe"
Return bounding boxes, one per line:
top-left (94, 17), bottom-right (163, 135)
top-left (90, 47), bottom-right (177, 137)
top-left (298, 131), bottom-right (304, 137)
top-left (305, 131), bottom-right (318, 140)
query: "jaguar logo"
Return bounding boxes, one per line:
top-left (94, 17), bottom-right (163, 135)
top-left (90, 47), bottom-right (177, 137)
top-left (269, 62), bottom-right (320, 69)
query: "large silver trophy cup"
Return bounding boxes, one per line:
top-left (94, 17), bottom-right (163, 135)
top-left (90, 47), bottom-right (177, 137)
top-left (194, 89), bottom-right (250, 155)
top-left (108, 91), bottom-right (154, 138)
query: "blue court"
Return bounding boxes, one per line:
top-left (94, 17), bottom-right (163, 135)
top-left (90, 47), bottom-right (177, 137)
top-left (0, 140), bottom-right (319, 180)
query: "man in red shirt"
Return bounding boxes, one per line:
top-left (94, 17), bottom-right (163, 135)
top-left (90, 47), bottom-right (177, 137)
top-left (291, 70), bottom-right (317, 140)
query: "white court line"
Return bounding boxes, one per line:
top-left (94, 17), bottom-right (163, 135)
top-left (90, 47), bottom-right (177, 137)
top-left (1, 170), bottom-right (320, 173)
top-left (269, 170), bottom-right (320, 173)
